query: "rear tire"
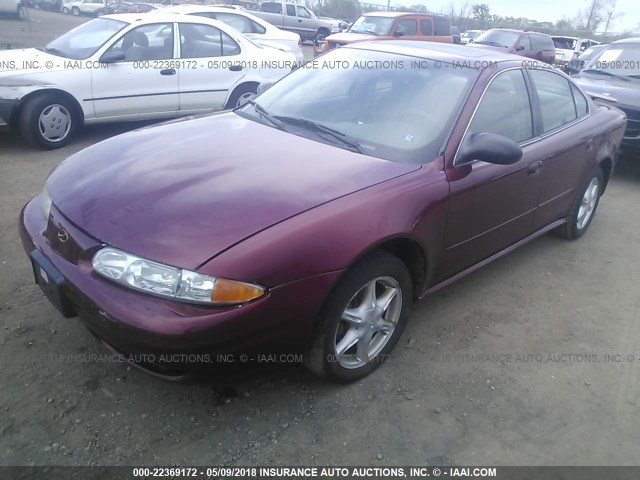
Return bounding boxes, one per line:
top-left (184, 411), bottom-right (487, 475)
top-left (556, 166), bottom-right (603, 240)
top-left (71, 6), bottom-right (79, 15)
top-left (18, 94), bottom-right (78, 149)
top-left (304, 250), bottom-right (413, 382)
top-left (224, 83), bottom-right (257, 109)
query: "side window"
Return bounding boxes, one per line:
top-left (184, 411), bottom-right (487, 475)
top-left (105, 23), bottom-right (174, 61)
top-left (420, 19), bottom-right (434, 36)
top-left (286, 5), bottom-right (296, 16)
top-left (518, 34), bottom-right (531, 52)
top-left (180, 23), bottom-right (241, 59)
top-left (215, 13), bottom-right (265, 34)
top-left (529, 69), bottom-right (578, 132)
top-left (571, 83), bottom-right (589, 117)
top-left (395, 19), bottom-right (417, 36)
top-left (297, 6), bottom-right (311, 19)
top-left (469, 69), bottom-right (534, 144)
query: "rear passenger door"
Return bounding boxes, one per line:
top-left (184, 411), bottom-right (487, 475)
top-left (177, 22), bottom-right (246, 112)
top-left (441, 69), bottom-right (542, 280)
top-left (526, 69), bottom-right (593, 227)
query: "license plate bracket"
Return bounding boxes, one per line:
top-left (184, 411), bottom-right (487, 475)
top-left (30, 250), bottom-right (76, 318)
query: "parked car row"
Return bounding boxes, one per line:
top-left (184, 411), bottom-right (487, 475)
top-left (17, 38), bottom-right (628, 382)
top-left (0, 13), bottom-right (297, 148)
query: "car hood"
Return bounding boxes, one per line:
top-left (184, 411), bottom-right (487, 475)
top-left (573, 73), bottom-right (640, 108)
top-left (325, 32), bottom-right (379, 44)
top-left (46, 112), bottom-right (420, 269)
top-left (0, 48), bottom-right (67, 76)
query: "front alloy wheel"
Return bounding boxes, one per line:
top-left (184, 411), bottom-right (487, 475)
top-left (304, 250), bottom-right (412, 382)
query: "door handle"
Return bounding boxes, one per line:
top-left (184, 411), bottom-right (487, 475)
top-left (527, 161), bottom-right (543, 175)
top-left (585, 138), bottom-right (594, 151)
top-left (160, 68), bottom-right (176, 76)
top-left (228, 64), bottom-right (243, 71)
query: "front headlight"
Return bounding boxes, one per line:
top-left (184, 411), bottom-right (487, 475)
top-left (92, 247), bottom-right (265, 305)
top-left (42, 187), bottom-right (52, 220)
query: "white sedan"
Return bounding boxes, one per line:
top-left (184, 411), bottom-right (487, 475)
top-left (0, 13), bottom-right (296, 149)
top-left (157, 5), bottom-right (304, 64)
top-left (61, 0), bottom-right (104, 16)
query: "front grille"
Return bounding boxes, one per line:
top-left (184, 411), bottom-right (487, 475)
top-left (619, 107), bottom-right (640, 139)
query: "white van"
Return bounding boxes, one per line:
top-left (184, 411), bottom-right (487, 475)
top-left (0, 0), bottom-right (25, 19)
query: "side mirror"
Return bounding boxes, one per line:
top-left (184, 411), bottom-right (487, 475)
top-left (256, 82), bottom-right (274, 94)
top-left (456, 132), bottom-right (523, 166)
top-left (100, 50), bottom-right (125, 63)
top-left (516, 45), bottom-right (525, 51)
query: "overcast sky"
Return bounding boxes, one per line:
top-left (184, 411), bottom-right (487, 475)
top-left (392, 0), bottom-right (640, 33)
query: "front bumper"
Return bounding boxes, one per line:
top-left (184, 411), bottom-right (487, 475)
top-left (19, 197), bottom-right (342, 373)
top-left (0, 98), bottom-right (18, 132)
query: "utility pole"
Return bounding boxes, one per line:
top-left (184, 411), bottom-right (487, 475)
top-left (387, 0), bottom-right (391, 11)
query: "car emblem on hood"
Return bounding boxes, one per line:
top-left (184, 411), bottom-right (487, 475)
top-left (57, 229), bottom-right (69, 243)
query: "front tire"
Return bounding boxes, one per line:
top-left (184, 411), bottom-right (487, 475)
top-left (556, 166), bottom-right (604, 240)
top-left (304, 250), bottom-right (413, 382)
top-left (18, 94), bottom-right (78, 149)
top-left (71, 6), bottom-right (79, 15)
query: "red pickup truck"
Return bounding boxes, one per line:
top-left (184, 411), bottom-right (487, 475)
top-left (315, 11), bottom-right (453, 56)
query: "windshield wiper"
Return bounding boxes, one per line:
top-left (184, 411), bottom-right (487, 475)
top-left (37, 47), bottom-right (67, 57)
top-left (582, 69), bottom-right (630, 82)
top-left (244, 99), bottom-right (284, 130)
top-left (473, 40), bottom-right (507, 47)
top-left (273, 116), bottom-right (362, 153)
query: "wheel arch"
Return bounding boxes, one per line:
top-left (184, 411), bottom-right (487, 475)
top-left (598, 157), bottom-right (613, 193)
top-left (342, 234), bottom-right (430, 300)
top-left (225, 81), bottom-right (260, 107)
top-left (11, 88), bottom-right (85, 127)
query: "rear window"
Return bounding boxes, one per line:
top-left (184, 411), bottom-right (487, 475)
top-left (260, 2), bottom-right (282, 14)
top-left (531, 34), bottom-right (553, 51)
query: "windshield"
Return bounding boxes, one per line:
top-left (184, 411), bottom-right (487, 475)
top-left (552, 37), bottom-right (577, 50)
top-left (583, 43), bottom-right (640, 78)
top-left (43, 18), bottom-right (128, 60)
top-left (462, 30), bottom-right (481, 39)
top-left (473, 29), bottom-right (520, 48)
top-left (578, 44), bottom-right (605, 60)
top-left (348, 16), bottom-right (394, 36)
top-left (239, 48), bottom-right (478, 163)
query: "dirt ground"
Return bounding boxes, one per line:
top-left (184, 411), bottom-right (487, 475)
top-left (2, 9), bottom-right (640, 469)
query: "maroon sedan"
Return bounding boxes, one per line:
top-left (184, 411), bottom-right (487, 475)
top-left (20, 42), bottom-right (626, 382)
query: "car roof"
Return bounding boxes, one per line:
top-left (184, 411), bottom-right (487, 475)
top-left (362, 11), bottom-right (448, 18)
top-left (346, 40), bottom-right (521, 63)
top-left (612, 37), bottom-right (640, 44)
top-left (102, 12), bottom-right (236, 29)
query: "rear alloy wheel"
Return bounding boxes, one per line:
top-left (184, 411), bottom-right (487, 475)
top-left (304, 251), bottom-right (412, 382)
top-left (19, 94), bottom-right (78, 149)
top-left (224, 84), bottom-right (257, 109)
top-left (71, 6), bottom-right (79, 15)
top-left (556, 166), bottom-right (603, 240)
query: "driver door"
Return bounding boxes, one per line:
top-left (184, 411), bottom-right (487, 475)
top-left (91, 23), bottom-right (180, 119)
top-left (439, 69), bottom-right (542, 281)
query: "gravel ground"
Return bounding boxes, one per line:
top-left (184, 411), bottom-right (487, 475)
top-left (1, 9), bottom-right (640, 469)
